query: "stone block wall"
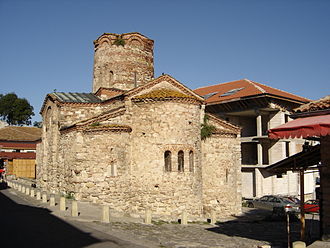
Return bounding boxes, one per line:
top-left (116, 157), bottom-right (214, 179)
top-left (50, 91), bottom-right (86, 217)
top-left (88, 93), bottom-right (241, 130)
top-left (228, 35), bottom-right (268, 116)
top-left (201, 134), bottom-right (242, 217)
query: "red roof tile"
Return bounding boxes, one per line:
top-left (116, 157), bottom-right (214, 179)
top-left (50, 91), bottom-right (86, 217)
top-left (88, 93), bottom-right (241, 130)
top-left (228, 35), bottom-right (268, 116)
top-left (194, 79), bottom-right (310, 105)
top-left (294, 95), bottom-right (330, 113)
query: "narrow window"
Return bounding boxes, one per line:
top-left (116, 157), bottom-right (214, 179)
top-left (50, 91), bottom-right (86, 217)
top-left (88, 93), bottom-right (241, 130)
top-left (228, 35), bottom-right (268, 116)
top-left (164, 151), bottom-right (172, 172)
top-left (178, 150), bottom-right (184, 172)
top-left (189, 150), bottom-right (194, 172)
top-left (285, 142), bottom-right (290, 157)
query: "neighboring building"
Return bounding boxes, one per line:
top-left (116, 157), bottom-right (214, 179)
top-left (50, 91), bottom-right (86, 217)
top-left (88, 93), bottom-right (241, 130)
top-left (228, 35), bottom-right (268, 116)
top-left (194, 79), bottom-right (313, 198)
top-left (0, 126), bottom-right (41, 178)
top-left (36, 32), bottom-right (242, 221)
top-left (268, 95), bottom-right (330, 240)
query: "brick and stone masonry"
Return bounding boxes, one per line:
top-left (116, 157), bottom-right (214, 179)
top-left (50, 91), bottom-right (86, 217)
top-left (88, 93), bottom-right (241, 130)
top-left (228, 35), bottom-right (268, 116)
top-left (36, 32), bottom-right (242, 221)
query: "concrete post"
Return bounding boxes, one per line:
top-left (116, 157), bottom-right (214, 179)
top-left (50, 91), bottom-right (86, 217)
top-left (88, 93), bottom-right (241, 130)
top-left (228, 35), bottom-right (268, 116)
top-left (71, 200), bottom-right (78, 217)
top-left (181, 211), bottom-right (188, 225)
top-left (60, 197), bottom-right (66, 211)
top-left (25, 187), bottom-right (30, 195)
top-left (18, 184), bottom-right (22, 192)
top-left (210, 211), bottom-right (216, 225)
top-left (42, 192), bottom-right (47, 203)
top-left (49, 194), bottom-right (55, 207)
top-left (144, 209), bottom-right (152, 224)
top-left (102, 205), bottom-right (110, 223)
top-left (22, 186), bottom-right (26, 193)
top-left (36, 191), bottom-right (41, 200)
top-left (30, 189), bottom-right (35, 197)
top-left (292, 241), bottom-right (306, 248)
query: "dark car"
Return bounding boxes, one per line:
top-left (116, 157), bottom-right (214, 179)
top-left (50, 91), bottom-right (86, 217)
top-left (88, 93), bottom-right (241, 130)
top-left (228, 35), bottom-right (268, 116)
top-left (304, 200), bottom-right (319, 213)
top-left (247, 195), bottom-right (300, 215)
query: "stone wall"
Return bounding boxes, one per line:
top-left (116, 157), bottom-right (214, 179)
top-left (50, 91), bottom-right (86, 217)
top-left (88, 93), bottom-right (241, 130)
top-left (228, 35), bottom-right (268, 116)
top-left (92, 33), bottom-right (154, 93)
top-left (201, 134), bottom-right (242, 217)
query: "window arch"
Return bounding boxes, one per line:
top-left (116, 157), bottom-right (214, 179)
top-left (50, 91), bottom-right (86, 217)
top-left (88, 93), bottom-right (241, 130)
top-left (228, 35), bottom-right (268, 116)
top-left (178, 150), bottom-right (184, 172)
top-left (189, 150), bottom-right (194, 172)
top-left (164, 150), bottom-right (172, 172)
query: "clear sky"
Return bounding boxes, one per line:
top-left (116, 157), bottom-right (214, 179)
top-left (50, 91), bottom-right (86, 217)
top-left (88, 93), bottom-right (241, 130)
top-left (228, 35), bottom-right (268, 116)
top-left (0, 0), bottom-right (329, 123)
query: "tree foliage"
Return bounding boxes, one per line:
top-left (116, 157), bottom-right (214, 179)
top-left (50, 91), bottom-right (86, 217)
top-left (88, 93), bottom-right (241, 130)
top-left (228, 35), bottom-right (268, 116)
top-left (0, 93), bottom-right (34, 126)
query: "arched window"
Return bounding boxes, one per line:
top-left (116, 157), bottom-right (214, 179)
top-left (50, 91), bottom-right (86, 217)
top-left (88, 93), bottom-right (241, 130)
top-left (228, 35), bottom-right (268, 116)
top-left (164, 151), bottom-right (172, 172)
top-left (178, 150), bottom-right (184, 172)
top-left (189, 150), bottom-right (194, 172)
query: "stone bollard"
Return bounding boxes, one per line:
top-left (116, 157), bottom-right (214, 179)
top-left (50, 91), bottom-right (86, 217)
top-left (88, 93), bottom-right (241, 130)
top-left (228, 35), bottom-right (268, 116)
top-left (144, 209), bottom-right (152, 224)
top-left (42, 192), bottom-right (47, 203)
top-left (25, 187), bottom-right (30, 195)
top-left (102, 205), bottom-right (110, 223)
top-left (30, 188), bottom-right (35, 197)
top-left (18, 184), bottom-right (22, 192)
top-left (36, 191), bottom-right (41, 200)
top-left (22, 186), bottom-right (26, 194)
top-left (71, 200), bottom-right (78, 217)
top-left (60, 197), bottom-right (66, 211)
top-left (210, 211), bottom-right (216, 225)
top-left (181, 211), bottom-right (188, 225)
top-left (292, 241), bottom-right (306, 248)
top-left (49, 194), bottom-right (56, 207)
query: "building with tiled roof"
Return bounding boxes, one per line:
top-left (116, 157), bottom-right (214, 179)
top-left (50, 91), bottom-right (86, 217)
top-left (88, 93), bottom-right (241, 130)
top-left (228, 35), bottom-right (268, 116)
top-left (0, 126), bottom-right (41, 178)
top-left (37, 33), bottom-right (242, 221)
top-left (194, 79), bottom-right (316, 199)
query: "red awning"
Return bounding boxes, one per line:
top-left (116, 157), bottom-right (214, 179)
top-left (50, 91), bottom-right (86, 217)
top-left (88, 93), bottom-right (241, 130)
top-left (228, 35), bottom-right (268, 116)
top-left (268, 114), bottom-right (330, 139)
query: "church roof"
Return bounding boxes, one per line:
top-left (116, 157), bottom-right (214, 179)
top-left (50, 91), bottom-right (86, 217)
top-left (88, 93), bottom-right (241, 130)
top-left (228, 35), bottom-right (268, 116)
top-left (194, 79), bottom-right (310, 105)
top-left (131, 88), bottom-right (198, 102)
top-left (51, 92), bottom-right (102, 103)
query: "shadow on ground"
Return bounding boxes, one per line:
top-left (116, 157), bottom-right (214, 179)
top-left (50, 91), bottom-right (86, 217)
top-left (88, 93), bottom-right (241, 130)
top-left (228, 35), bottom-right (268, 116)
top-left (207, 208), bottom-right (320, 247)
top-left (0, 182), bottom-right (102, 248)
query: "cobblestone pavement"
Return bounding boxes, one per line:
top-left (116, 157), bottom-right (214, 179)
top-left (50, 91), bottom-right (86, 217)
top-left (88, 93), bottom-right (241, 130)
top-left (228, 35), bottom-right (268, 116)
top-left (2, 182), bottom-right (321, 248)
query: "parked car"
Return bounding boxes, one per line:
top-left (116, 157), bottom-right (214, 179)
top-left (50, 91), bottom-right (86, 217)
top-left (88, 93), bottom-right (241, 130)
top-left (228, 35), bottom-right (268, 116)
top-left (247, 195), bottom-right (300, 215)
top-left (304, 200), bottom-right (319, 213)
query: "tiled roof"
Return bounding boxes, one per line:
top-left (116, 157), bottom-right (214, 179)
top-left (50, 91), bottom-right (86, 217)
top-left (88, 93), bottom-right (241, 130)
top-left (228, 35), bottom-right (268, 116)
top-left (51, 92), bottom-right (102, 103)
top-left (132, 88), bottom-right (198, 102)
top-left (0, 126), bottom-right (41, 141)
top-left (194, 79), bottom-right (310, 105)
top-left (294, 95), bottom-right (330, 113)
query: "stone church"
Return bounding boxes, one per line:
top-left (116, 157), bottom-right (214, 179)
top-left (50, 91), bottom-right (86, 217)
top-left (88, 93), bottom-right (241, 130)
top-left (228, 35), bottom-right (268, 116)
top-left (36, 32), bottom-right (241, 221)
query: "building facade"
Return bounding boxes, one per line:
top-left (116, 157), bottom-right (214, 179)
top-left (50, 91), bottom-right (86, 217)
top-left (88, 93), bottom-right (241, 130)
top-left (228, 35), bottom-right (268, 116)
top-left (37, 32), bottom-right (242, 221)
top-left (194, 80), bottom-right (317, 198)
top-left (0, 126), bottom-right (41, 178)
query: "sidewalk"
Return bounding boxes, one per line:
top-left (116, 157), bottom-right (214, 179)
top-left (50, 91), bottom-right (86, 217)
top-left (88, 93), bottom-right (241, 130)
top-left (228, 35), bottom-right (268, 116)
top-left (3, 180), bottom-right (322, 248)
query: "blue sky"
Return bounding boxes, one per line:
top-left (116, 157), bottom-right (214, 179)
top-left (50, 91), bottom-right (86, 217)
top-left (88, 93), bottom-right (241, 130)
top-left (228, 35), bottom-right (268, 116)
top-left (0, 0), bottom-right (329, 123)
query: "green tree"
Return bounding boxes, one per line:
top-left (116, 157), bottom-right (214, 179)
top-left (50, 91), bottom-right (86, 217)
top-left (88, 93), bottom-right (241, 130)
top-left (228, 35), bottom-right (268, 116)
top-left (0, 93), bottom-right (34, 126)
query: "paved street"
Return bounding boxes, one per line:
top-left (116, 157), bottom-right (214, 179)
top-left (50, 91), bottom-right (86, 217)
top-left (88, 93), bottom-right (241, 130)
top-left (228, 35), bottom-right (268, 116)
top-left (0, 182), bottom-right (321, 247)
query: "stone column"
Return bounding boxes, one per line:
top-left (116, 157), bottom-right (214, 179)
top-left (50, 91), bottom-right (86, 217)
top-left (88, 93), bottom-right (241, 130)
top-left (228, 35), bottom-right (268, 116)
top-left (42, 192), bottom-right (47, 203)
top-left (71, 200), bottom-right (78, 217)
top-left (50, 194), bottom-right (55, 207)
top-left (210, 211), bottom-right (216, 225)
top-left (36, 191), bottom-right (41, 200)
top-left (30, 189), bottom-right (35, 197)
top-left (102, 205), bottom-right (110, 223)
top-left (60, 197), bottom-right (66, 211)
top-left (181, 211), bottom-right (188, 225)
top-left (144, 209), bottom-right (152, 224)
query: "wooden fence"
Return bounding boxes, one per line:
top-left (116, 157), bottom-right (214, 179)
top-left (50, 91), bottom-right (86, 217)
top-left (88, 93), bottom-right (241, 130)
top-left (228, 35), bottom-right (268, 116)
top-left (12, 159), bottom-right (36, 178)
